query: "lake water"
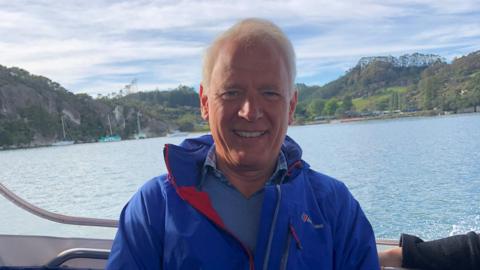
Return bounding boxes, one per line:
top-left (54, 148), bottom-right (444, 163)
top-left (1, 113), bottom-right (479, 240)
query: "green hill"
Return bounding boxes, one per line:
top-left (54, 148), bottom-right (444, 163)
top-left (295, 51), bottom-right (480, 121)
top-left (1, 50), bottom-right (479, 148)
top-left (0, 66), bottom-right (202, 148)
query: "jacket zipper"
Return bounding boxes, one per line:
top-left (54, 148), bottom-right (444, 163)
top-left (262, 184), bottom-right (282, 270)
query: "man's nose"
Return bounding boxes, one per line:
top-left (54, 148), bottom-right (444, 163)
top-left (238, 96), bottom-right (263, 121)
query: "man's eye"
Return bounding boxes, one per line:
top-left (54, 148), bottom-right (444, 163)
top-left (220, 90), bottom-right (240, 99)
top-left (263, 90), bottom-right (281, 100)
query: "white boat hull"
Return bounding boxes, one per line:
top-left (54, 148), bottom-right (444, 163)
top-left (51, 140), bottom-right (75, 146)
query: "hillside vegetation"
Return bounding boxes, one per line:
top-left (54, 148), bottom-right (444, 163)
top-left (0, 66), bottom-right (203, 148)
top-left (1, 51), bottom-right (479, 148)
top-left (296, 51), bottom-right (480, 122)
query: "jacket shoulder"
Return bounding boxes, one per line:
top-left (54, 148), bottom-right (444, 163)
top-left (125, 174), bottom-right (170, 225)
top-left (304, 169), bottom-right (351, 200)
top-left (106, 175), bottom-right (170, 269)
top-left (301, 169), bottom-right (360, 225)
top-left (301, 168), bottom-right (379, 269)
top-left (137, 174), bottom-right (169, 198)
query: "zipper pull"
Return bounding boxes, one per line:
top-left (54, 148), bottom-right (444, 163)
top-left (289, 224), bottom-right (303, 250)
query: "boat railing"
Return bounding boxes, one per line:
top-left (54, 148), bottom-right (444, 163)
top-left (0, 182), bottom-right (117, 228)
top-left (45, 248), bottom-right (110, 268)
top-left (376, 238), bottom-right (399, 246)
top-left (1, 182), bottom-right (415, 269)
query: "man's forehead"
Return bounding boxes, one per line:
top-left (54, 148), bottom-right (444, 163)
top-left (214, 39), bottom-right (284, 73)
top-left (216, 57), bottom-right (279, 75)
top-left (221, 38), bottom-right (280, 59)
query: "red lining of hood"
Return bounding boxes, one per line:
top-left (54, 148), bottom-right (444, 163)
top-left (164, 143), bottom-right (254, 269)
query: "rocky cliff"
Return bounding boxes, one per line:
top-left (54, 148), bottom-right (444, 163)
top-left (358, 53), bottom-right (446, 68)
top-left (0, 65), bottom-right (198, 148)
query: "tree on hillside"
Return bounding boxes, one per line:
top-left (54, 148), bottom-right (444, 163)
top-left (19, 106), bottom-right (58, 137)
top-left (124, 85), bottom-right (199, 108)
top-left (296, 83), bottom-right (322, 101)
top-left (341, 95), bottom-right (354, 112)
top-left (441, 89), bottom-right (465, 113)
top-left (419, 77), bottom-right (441, 110)
top-left (0, 119), bottom-right (33, 146)
top-left (389, 92), bottom-right (406, 111)
top-left (176, 113), bottom-right (197, 132)
top-left (334, 95), bottom-right (355, 117)
top-left (306, 99), bottom-right (326, 118)
top-left (467, 73), bottom-right (480, 112)
top-left (322, 99), bottom-right (339, 116)
top-left (293, 101), bottom-right (308, 121)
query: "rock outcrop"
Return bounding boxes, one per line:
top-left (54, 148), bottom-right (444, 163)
top-left (358, 53), bottom-right (446, 68)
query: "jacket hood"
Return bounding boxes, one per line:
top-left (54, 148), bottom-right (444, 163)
top-left (164, 134), bottom-right (304, 187)
top-left (178, 134), bottom-right (303, 163)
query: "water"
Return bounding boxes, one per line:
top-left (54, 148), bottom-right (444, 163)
top-left (1, 114), bottom-right (479, 240)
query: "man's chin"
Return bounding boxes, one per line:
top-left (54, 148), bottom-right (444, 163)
top-left (231, 152), bottom-right (271, 169)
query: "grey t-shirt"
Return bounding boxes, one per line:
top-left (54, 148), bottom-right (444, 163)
top-left (199, 145), bottom-right (287, 253)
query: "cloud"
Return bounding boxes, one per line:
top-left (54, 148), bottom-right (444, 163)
top-left (1, 0), bottom-right (479, 94)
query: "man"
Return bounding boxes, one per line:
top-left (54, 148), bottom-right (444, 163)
top-left (379, 231), bottom-right (480, 270)
top-left (107, 18), bottom-right (379, 269)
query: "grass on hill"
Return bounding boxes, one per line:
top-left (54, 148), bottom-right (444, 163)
top-left (353, 86), bottom-right (408, 112)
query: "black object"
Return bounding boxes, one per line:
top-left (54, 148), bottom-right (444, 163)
top-left (401, 231), bottom-right (480, 270)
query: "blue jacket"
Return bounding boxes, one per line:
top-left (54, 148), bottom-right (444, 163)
top-left (106, 135), bottom-right (379, 269)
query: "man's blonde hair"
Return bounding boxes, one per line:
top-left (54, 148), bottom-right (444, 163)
top-left (202, 18), bottom-right (296, 95)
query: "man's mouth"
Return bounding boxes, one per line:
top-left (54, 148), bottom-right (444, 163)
top-left (234, 130), bottom-right (266, 138)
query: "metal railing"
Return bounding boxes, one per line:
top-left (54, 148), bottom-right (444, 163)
top-left (45, 248), bottom-right (110, 268)
top-left (377, 238), bottom-right (399, 246)
top-left (1, 182), bottom-right (414, 269)
top-left (0, 182), bottom-right (118, 228)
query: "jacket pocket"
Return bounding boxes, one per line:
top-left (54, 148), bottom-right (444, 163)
top-left (280, 222), bottom-right (306, 270)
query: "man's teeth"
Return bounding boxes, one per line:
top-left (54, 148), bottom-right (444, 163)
top-left (236, 131), bottom-right (265, 138)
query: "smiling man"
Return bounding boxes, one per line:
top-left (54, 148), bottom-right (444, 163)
top-left (107, 18), bottom-right (379, 270)
top-left (200, 29), bottom-right (297, 199)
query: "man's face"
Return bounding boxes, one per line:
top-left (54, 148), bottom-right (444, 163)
top-left (200, 39), bottom-right (297, 172)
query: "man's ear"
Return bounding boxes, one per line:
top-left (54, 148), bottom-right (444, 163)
top-left (288, 89), bottom-right (298, 125)
top-left (200, 84), bottom-right (209, 120)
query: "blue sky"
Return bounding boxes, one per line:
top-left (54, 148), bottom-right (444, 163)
top-left (1, 0), bottom-right (479, 96)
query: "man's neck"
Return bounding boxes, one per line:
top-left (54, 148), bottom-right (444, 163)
top-left (216, 158), bottom-right (276, 198)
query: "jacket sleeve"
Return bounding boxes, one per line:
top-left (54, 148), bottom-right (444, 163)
top-left (333, 182), bottom-right (380, 270)
top-left (401, 231), bottom-right (480, 270)
top-left (106, 180), bottom-right (165, 270)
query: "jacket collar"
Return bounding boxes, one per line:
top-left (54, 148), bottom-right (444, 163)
top-left (163, 134), bottom-right (305, 187)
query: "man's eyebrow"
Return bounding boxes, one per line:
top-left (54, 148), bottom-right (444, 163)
top-left (221, 82), bottom-right (244, 90)
top-left (258, 84), bottom-right (281, 91)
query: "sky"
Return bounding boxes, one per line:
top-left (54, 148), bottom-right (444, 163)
top-left (1, 0), bottom-right (479, 96)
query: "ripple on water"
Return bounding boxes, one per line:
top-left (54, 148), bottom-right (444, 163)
top-left (1, 115), bottom-right (480, 239)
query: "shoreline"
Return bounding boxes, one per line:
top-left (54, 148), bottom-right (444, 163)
top-left (0, 130), bottom-right (209, 151)
top-left (298, 110), bottom-right (479, 126)
top-left (1, 111), bottom-right (479, 151)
